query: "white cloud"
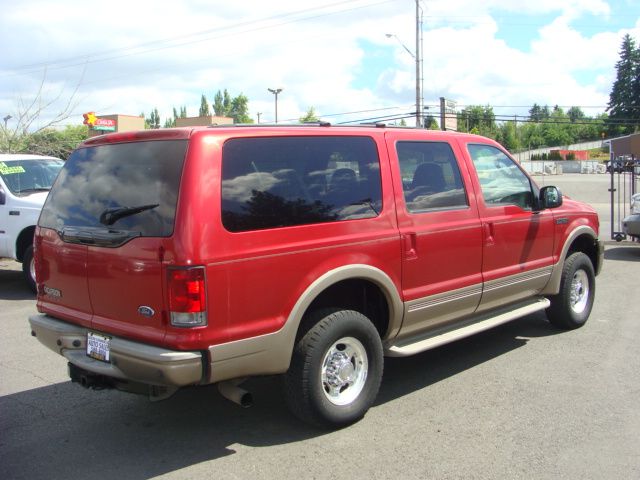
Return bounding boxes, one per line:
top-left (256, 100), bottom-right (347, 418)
top-left (0, 0), bottom-right (637, 130)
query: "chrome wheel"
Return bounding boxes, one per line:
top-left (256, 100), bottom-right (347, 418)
top-left (570, 269), bottom-right (589, 314)
top-left (284, 309), bottom-right (383, 426)
top-left (321, 336), bottom-right (368, 406)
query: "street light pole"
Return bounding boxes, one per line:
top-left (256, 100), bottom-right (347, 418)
top-left (3, 115), bottom-right (11, 130)
top-left (267, 88), bottom-right (283, 123)
top-left (386, 0), bottom-right (423, 128)
top-left (415, 0), bottom-right (422, 128)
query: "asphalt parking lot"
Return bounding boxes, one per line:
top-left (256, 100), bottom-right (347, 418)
top-left (1, 173), bottom-right (639, 479)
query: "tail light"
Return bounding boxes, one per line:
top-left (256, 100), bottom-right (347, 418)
top-left (168, 266), bottom-right (207, 327)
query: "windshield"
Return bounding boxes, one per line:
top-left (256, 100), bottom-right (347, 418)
top-left (39, 140), bottom-right (187, 238)
top-left (0, 158), bottom-right (63, 196)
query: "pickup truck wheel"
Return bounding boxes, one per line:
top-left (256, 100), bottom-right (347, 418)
top-left (22, 245), bottom-right (37, 293)
top-left (546, 252), bottom-right (595, 330)
top-left (284, 309), bottom-right (383, 428)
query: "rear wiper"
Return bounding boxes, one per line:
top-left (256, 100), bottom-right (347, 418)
top-left (99, 203), bottom-right (159, 226)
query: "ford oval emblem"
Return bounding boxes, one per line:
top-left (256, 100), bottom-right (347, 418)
top-left (138, 306), bottom-right (155, 318)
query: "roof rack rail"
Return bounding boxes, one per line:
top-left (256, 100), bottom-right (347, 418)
top-left (301, 121), bottom-right (331, 127)
top-left (207, 122), bottom-right (333, 128)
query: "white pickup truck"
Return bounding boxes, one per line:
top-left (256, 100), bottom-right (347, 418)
top-left (0, 154), bottom-right (63, 291)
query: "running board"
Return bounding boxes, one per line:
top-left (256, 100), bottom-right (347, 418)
top-left (385, 297), bottom-right (551, 357)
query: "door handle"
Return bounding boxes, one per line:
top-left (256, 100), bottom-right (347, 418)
top-left (403, 232), bottom-right (417, 260)
top-left (483, 223), bottom-right (495, 246)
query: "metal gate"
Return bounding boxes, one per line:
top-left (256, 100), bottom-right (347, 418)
top-left (610, 156), bottom-right (638, 241)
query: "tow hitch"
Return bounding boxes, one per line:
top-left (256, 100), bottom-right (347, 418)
top-left (68, 363), bottom-right (114, 390)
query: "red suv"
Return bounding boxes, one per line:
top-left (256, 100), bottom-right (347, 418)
top-left (29, 125), bottom-right (603, 427)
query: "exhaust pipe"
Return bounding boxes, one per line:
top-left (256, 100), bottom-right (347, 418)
top-left (218, 379), bottom-right (253, 408)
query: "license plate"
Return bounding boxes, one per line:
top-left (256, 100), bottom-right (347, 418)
top-left (87, 332), bottom-right (111, 362)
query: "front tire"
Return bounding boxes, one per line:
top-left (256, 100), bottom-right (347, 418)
top-left (546, 252), bottom-right (595, 329)
top-left (284, 309), bottom-right (383, 428)
top-left (22, 245), bottom-right (37, 293)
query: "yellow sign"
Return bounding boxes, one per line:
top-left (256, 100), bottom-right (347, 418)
top-left (0, 162), bottom-right (26, 175)
top-left (83, 112), bottom-right (98, 126)
top-left (83, 112), bottom-right (116, 131)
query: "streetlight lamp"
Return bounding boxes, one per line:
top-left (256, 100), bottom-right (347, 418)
top-left (386, 1), bottom-right (423, 128)
top-left (267, 88), bottom-right (283, 123)
top-left (3, 115), bottom-right (11, 129)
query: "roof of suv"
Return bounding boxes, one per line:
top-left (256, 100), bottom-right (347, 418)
top-left (81, 124), bottom-right (482, 147)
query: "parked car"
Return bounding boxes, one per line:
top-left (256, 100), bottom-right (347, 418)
top-left (0, 154), bottom-right (64, 291)
top-left (623, 193), bottom-right (640, 242)
top-left (606, 159), bottom-right (635, 174)
top-left (28, 126), bottom-right (603, 427)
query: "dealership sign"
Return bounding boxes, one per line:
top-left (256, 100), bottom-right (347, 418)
top-left (83, 112), bottom-right (116, 131)
top-left (439, 98), bottom-right (458, 132)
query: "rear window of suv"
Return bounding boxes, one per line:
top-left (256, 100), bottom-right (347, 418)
top-left (221, 136), bottom-right (382, 232)
top-left (39, 140), bottom-right (187, 238)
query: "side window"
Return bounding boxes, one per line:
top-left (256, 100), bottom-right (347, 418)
top-left (397, 141), bottom-right (468, 213)
top-left (467, 144), bottom-right (533, 210)
top-left (221, 136), bottom-right (382, 232)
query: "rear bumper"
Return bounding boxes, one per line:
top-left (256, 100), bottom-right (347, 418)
top-left (29, 314), bottom-right (204, 387)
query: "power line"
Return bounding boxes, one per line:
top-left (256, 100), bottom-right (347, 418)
top-left (1, 0), bottom-right (397, 78)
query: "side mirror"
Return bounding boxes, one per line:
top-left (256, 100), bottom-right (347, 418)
top-left (0, 186), bottom-right (5, 205)
top-left (540, 185), bottom-right (562, 209)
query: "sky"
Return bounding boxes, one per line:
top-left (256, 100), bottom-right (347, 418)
top-left (1, 0), bottom-right (639, 129)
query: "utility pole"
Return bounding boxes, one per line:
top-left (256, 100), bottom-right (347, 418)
top-left (415, 0), bottom-right (423, 128)
top-left (386, 2), bottom-right (423, 127)
top-left (268, 88), bottom-right (283, 123)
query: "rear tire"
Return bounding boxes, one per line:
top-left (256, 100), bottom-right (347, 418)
top-left (283, 309), bottom-right (383, 428)
top-left (22, 245), bottom-right (37, 293)
top-left (546, 252), bottom-right (595, 330)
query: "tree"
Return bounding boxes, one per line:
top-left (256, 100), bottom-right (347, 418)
top-left (542, 106), bottom-right (572, 146)
top-left (1, 70), bottom-right (83, 153)
top-left (299, 107), bottom-right (320, 123)
top-left (458, 105), bottom-right (496, 137)
top-left (567, 106), bottom-right (585, 123)
top-left (213, 89), bottom-right (232, 117)
top-left (529, 104), bottom-right (550, 122)
top-left (199, 94), bottom-right (211, 117)
top-left (145, 108), bottom-right (161, 129)
top-left (607, 34), bottom-right (640, 134)
top-left (223, 90), bottom-right (231, 115)
top-left (211, 89), bottom-right (253, 123)
top-left (424, 115), bottom-right (438, 130)
top-left (520, 122), bottom-right (545, 150)
top-left (20, 125), bottom-right (89, 159)
top-left (213, 91), bottom-right (224, 116)
top-left (229, 94), bottom-right (253, 124)
top-left (496, 121), bottom-right (520, 151)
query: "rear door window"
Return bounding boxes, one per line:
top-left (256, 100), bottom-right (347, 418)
top-left (221, 136), bottom-right (382, 232)
top-left (39, 140), bottom-right (187, 240)
top-left (396, 141), bottom-right (468, 212)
